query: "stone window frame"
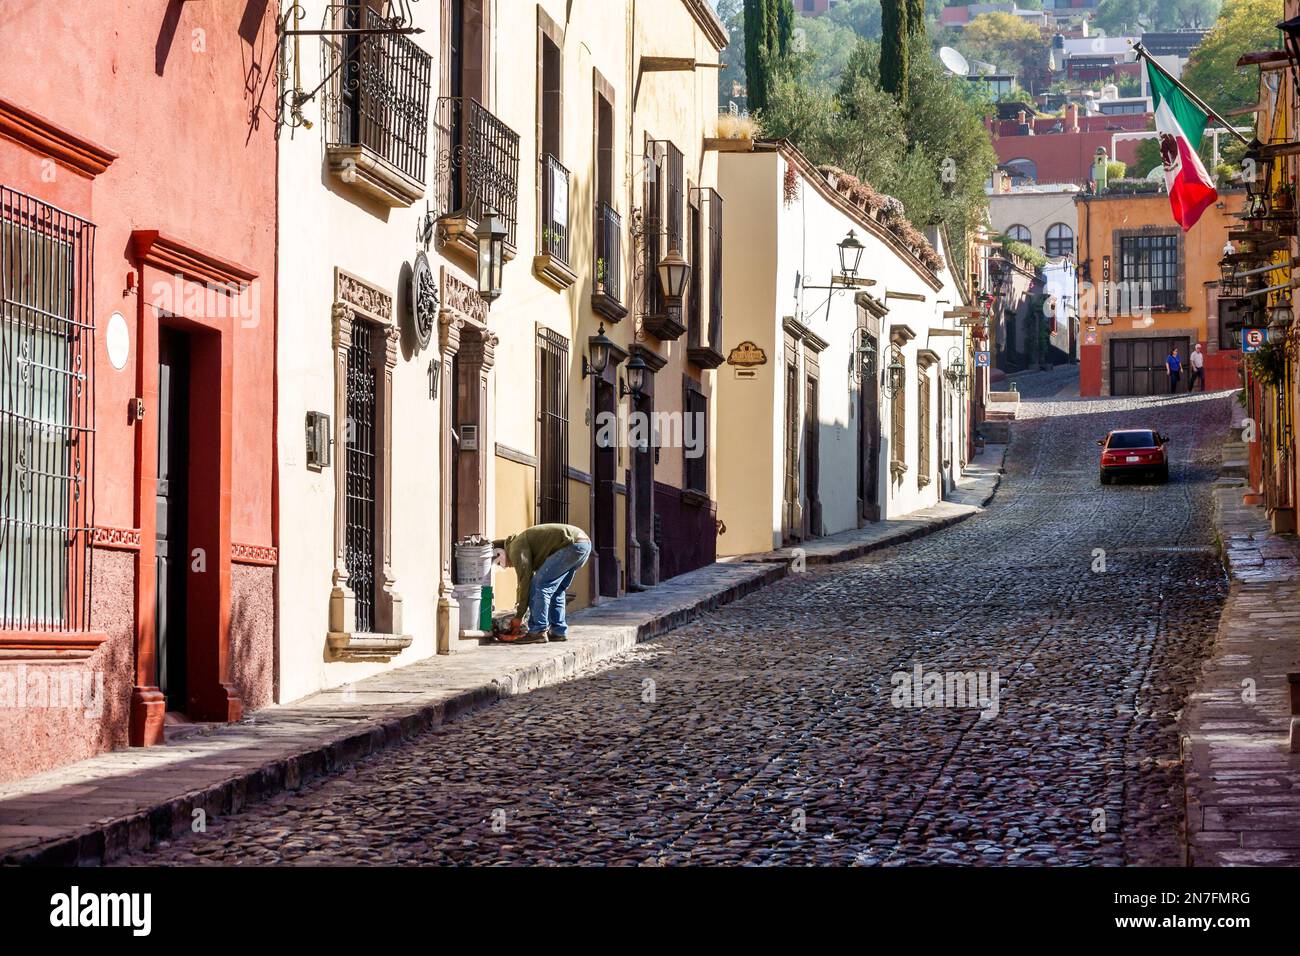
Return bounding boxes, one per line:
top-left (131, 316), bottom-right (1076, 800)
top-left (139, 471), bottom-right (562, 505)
top-left (1113, 225), bottom-right (1186, 312)
top-left (327, 268), bottom-right (409, 661)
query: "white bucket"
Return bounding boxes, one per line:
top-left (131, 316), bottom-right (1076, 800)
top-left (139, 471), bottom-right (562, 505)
top-left (452, 583), bottom-right (482, 629)
top-left (454, 542), bottom-right (494, 586)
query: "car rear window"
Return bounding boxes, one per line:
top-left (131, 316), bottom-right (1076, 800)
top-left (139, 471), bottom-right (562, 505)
top-left (1108, 431), bottom-right (1156, 449)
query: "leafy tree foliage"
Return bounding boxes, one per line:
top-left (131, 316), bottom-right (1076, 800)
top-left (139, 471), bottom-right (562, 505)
top-left (1182, 0), bottom-right (1284, 117)
top-left (1093, 0), bottom-right (1221, 34)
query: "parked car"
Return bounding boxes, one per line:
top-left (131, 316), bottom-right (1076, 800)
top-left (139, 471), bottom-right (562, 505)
top-left (1098, 429), bottom-right (1169, 484)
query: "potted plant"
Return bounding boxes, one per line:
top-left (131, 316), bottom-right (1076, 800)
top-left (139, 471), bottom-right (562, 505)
top-left (595, 257), bottom-right (606, 295)
top-left (1277, 178), bottom-right (1296, 212)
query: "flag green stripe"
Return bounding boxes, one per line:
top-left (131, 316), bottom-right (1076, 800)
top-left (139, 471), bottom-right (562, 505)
top-left (1147, 61), bottom-right (1207, 143)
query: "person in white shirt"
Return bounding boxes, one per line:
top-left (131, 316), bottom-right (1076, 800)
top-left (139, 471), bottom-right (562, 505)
top-left (1188, 343), bottom-right (1205, 391)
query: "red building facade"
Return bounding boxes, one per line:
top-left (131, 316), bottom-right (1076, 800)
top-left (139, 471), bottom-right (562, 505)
top-left (990, 107), bottom-right (1150, 183)
top-left (0, 0), bottom-right (278, 781)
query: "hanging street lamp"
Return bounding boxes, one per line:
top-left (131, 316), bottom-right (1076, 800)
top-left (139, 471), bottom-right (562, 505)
top-left (623, 352), bottom-right (648, 399)
top-left (656, 245), bottom-right (691, 303)
top-left (583, 322), bottom-right (615, 379)
top-left (474, 204), bottom-right (508, 304)
top-left (838, 230), bottom-right (865, 281)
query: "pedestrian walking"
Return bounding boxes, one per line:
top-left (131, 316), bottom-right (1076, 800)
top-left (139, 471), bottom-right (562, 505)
top-left (1165, 347), bottom-right (1182, 393)
top-left (1188, 343), bottom-right (1205, 391)
top-left (493, 524), bottom-right (592, 644)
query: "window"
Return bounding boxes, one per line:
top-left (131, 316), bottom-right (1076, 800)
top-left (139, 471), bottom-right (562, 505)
top-left (1006, 224), bottom-right (1031, 243)
top-left (917, 369), bottom-right (931, 486)
top-left (536, 329), bottom-right (570, 523)
top-left (1004, 158), bottom-right (1037, 182)
top-left (1218, 298), bottom-right (1244, 351)
top-left (891, 366), bottom-right (906, 469)
top-left (537, 12), bottom-right (568, 264)
top-left (1045, 223), bottom-right (1074, 257)
top-left (1107, 431), bottom-right (1157, 449)
top-left (707, 188), bottom-right (724, 353)
top-left (329, 0), bottom-right (433, 187)
top-left (687, 197), bottom-right (703, 345)
top-left (0, 187), bottom-right (95, 632)
top-left (684, 379), bottom-right (708, 495)
top-left (344, 319), bottom-right (378, 632)
top-left (1120, 234), bottom-right (1180, 309)
top-left (592, 76), bottom-right (620, 307)
top-left (643, 140), bottom-right (665, 318)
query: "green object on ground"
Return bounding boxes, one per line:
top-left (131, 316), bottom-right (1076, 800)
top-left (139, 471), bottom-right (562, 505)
top-left (480, 585), bottom-right (493, 631)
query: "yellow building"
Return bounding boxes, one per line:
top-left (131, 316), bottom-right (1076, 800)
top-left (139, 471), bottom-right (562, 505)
top-left (433, 0), bottom-right (729, 635)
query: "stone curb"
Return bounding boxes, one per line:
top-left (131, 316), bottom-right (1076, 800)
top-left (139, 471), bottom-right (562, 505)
top-left (3, 456), bottom-right (1003, 867)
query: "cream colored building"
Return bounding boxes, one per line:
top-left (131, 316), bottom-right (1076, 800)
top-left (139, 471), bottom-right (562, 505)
top-left (486, 0), bottom-right (729, 609)
top-left (716, 143), bottom-right (973, 555)
top-left (273, 0), bottom-right (729, 704)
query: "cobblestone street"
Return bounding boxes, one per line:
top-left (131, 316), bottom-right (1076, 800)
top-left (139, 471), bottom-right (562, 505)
top-left (123, 370), bottom-right (1234, 866)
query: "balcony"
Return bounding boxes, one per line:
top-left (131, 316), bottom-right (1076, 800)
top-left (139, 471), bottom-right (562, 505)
top-left (534, 153), bottom-right (576, 291)
top-left (323, 8), bottom-right (432, 208)
top-left (433, 96), bottom-right (520, 260)
top-left (592, 201), bottom-right (627, 321)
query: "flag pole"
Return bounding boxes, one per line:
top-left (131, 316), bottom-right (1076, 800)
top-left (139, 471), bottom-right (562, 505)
top-left (1132, 41), bottom-right (1251, 146)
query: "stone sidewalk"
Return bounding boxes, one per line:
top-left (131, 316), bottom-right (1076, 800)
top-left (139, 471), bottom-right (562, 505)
top-left (0, 446), bottom-right (1005, 866)
top-left (1181, 433), bottom-right (1300, 865)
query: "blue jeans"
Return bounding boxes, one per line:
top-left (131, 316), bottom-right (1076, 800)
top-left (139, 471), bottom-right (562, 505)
top-left (527, 540), bottom-right (592, 635)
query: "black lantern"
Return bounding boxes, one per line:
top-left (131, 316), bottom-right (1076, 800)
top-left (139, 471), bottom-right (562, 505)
top-left (623, 353), bottom-right (648, 399)
top-left (884, 345), bottom-right (906, 398)
top-left (583, 322), bottom-right (614, 379)
top-left (838, 229), bottom-right (865, 279)
top-left (656, 246), bottom-right (691, 302)
top-left (1242, 139), bottom-right (1272, 220)
top-left (474, 204), bottom-right (508, 304)
top-left (1219, 255), bottom-right (1234, 287)
top-left (851, 327), bottom-right (877, 385)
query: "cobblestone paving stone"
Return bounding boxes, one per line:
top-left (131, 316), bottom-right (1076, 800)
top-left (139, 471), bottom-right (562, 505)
top-left (123, 368), bottom-right (1233, 867)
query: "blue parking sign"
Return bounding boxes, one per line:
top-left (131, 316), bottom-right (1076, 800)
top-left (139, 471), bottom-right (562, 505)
top-left (1243, 328), bottom-right (1269, 353)
top-left (974, 351), bottom-right (991, 368)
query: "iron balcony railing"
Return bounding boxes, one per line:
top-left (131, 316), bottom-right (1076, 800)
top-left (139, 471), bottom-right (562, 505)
top-left (323, 5), bottom-right (432, 186)
top-left (540, 153), bottom-right (570, 266)
top-left (594, 201), bottom-right (622, 304)
top-left (434, 96), bottom-right (521, 248)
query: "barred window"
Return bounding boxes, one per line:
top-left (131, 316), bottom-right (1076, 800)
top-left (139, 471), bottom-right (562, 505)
top-left (1120, 234), bottom-right (1180, 309)
top-left (536, 328), bottom-right (569, 524)
top-left (917, 369), bottom-right (931, 485)
top-left (684, 380), bottom-right (708, 495)
top-left (0, 187), bottom-right (95, 631)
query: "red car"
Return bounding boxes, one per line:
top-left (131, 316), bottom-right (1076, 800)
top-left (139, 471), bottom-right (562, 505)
top-left (1098, 429), bottom-right (1169, 484)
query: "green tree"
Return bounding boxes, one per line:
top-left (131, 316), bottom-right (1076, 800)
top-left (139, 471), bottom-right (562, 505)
top-left (906, 0), bottom-right (926, 36)
top-left (744, 0), bottom-right (796, 114)
top-left (826, 0), bottom-right (884, 38)
top-left (793, 16), bottom-right (863, 89)
top-left (1182, 0), bottom-right (1283, 117)
top-left (718, 0), bottom-right (747, 107)
top-left (880, 0), bottom-right (909, 100)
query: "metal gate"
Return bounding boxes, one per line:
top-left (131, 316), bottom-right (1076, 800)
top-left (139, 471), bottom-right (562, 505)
top-left (345, 320), bottom-right (377, 633)
top-left (1110, 336), bottom-right (1190, 396)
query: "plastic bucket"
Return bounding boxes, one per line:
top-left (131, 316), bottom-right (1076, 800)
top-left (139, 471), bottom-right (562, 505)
top-left (452, 584), bottom-right (482, 630)
top-left (454, 542), bottom-right (494, 586)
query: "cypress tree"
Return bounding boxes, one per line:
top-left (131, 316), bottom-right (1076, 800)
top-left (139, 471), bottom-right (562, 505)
top-left (743, 0), bottom-right (795, 114)
top-left (906, 0), bottom-right (926, 37)
top-left (880, 0), bottom-right (909, 102)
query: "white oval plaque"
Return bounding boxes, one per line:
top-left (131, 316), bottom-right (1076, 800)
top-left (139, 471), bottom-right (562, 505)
top-left (106, 311), bottom-right (129, 370)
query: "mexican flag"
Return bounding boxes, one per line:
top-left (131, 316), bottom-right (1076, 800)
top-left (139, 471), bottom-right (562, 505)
top-left (1147, 59), bottom-right (1217, 231)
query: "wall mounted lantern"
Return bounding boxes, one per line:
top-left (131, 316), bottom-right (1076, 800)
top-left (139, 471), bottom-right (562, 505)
top-left (657, 245), bottom-right (692, 303)
top-left (849, 326), bottom-right (877, 385)
top-left (1280, 15), bottom-right (1300, 101)
top-left (838, 229), bottom-right (865, 281)
top-left (945, 346), bottom-right (969, 394)
top-left (622, 353), bottom-right (648, 399)
top-left (1270, 296), bottom-right (1294, 331)
top-left (884, 345), bottom-right (906, 399)
top-left (583, 322), bottom-right (615, 379)
top-left (475, 204), bottom-right (508, 304)
top-left (1242, 139), bottom-right (1272, 221)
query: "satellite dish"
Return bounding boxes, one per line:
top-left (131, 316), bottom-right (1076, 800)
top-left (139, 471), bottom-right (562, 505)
top-left (938, 46), bottom-right (970, 77)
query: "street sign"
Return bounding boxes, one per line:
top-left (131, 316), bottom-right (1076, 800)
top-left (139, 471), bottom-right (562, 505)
top-left (974, 351), bottom-right (991, 368)
top-left (1084, 330), bottom-right (1098, 345)
top-left (1243, 327), bottom-right (1269, 353)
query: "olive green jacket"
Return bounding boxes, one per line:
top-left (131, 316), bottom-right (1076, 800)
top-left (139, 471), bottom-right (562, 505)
top-left (505, 523), bottom-right (587, 618)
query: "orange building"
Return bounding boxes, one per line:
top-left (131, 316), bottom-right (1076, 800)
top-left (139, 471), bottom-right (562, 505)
top-left (1075, 187), bottom-right (1246, 396)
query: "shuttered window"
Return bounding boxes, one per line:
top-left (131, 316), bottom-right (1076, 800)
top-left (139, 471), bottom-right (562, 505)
top-left (536, 328), bottom-right (569, 523)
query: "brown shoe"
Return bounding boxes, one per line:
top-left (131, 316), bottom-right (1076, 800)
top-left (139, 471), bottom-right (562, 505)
top-left (499, 630), bottom-right (547, 645)
top-left (547, 630), bottom-right (568, 642)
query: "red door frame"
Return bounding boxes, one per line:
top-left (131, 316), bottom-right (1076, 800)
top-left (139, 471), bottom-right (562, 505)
top-left (128, 231), bottom-right (255, 745)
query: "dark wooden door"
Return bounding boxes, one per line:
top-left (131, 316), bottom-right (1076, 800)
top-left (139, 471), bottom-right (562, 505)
top-left (858, 335), bottom-right (880, 522)
top-left (1111, 336), bottom-right (1190, 396)
top-left (804, 375), bottom-right (820, 537)
top-left (156, 329), bottom-right (190, 713)
top-left (593, 376), bottom-right (619, 596)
